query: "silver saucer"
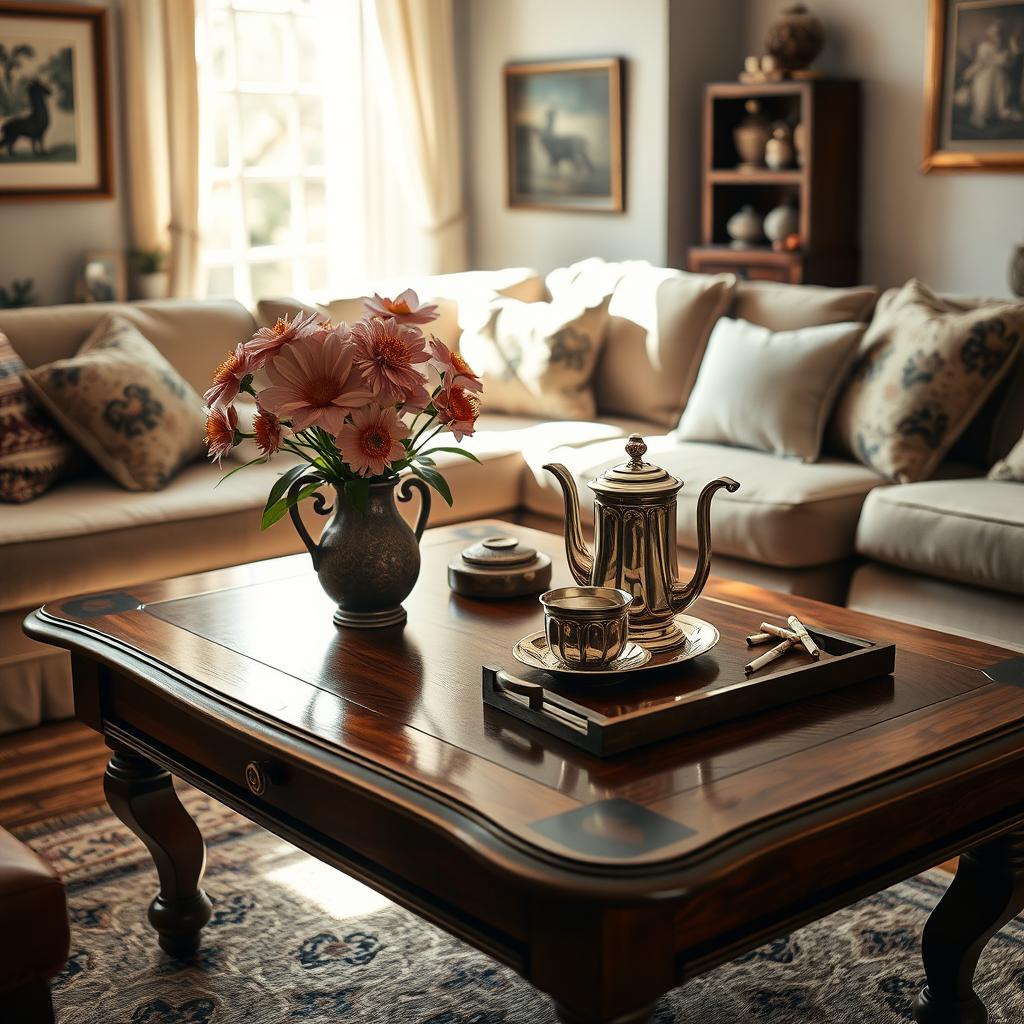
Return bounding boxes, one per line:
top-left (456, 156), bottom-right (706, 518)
top-left (511, 613), bottom-right (720, 680)
top-left (513, 633), bottom-right (651, 677)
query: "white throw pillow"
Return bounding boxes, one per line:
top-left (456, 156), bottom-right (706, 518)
top-left (989, 430), bottom-right (1024, 482)
top-left (676, 316), bottom-right (865, 462)
top-left (459, 294), bottom-right (610, 420)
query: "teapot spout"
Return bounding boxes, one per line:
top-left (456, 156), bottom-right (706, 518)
top-left (670, 476), bottom-right (740, 614)
top-left (542, 463), bottom-right (594, 586)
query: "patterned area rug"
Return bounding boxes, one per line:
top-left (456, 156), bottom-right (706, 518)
top-left (17, 786), bottom-right (1024, 1024)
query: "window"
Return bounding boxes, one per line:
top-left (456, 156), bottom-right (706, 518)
top-left (196, 0), bottom-right (366, 307)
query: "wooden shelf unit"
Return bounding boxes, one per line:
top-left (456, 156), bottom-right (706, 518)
top-left (689, 79), bottom-right (862, 286)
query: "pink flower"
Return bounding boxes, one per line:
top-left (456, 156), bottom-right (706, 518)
top-left (336, 404), bottom-right (411, 477)
top-left (435, 383), bottom-right (480, 442)
top-left (258, 331), bottom-right (373, 434)
top-left (204, 343), bottom-right (259, 410)
top-left (204, 405), bottom-right (238, 464)
top-left (243, 310), bottom-right (319, 368)
top-left (428, 336), bottom-right (482, 394)
top-left (253, 407), bottom-right (283, 456)
top-left (363, 288), bottom-right (438, 325)
top-left (350, 316), bottom-right (431, 406)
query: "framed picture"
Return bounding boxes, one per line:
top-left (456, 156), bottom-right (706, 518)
top-left (77, 250), bottom-right (126, 303)
top-left (505, 58), bottom-right (624, 212)
top-left (923, 0), bottom-right (1024, 172)
top-left (0, 2), bottom-right (113, 201)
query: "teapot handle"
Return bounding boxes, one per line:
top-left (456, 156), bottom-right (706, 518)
top-left (287, 475), bottom-right (333, 571)
top-left (397, 476), bottom-right (431, 540)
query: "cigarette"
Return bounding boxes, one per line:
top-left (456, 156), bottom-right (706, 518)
top-left (745, 637), bottom-right (797, 675)
top-left (787, 615), bottom-right (821, 659)
top-left (759, 622), bottom-right (798, 642)
top-left (746, 632), bottom-right (774, 646)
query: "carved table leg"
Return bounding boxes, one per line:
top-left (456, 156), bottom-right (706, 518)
top-left (914, 827), bottom-right (1024, 1024)
top-left (104, 747), bottom-right (212, 957)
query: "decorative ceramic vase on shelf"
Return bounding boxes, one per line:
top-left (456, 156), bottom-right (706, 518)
top-left (764, 202), bottom-right (799, 247)
top-left (765, 3), bottom-right (825, 73)
top-left (289, 476), bottom-right (430, 628)
top-left (727, 205), bottom-right (764, 248)
top-left (793, 121), bottom-right (807, 166)
top-left (135, 271), bottom-right (169, 301)
top-left (765, 125), bottom-right (795, 170)
top-left (1010, 245), bottom-right (1024, 297)
top-left (734, 99), bottom-right (770, 169)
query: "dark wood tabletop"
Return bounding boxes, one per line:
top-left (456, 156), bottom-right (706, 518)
top-left (24, 520), bottom-right (1024, 1024)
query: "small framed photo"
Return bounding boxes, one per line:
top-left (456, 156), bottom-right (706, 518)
top-left (505, 58), bottom-right (624, 212)
top-left (923, 0), bottom-right (1024, 172)
top-left (77, 250), bottom-right (126, 303)
top-left (0, 2), bottom-right (114, 201)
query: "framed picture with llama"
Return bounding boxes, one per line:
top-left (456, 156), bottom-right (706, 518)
top-left (0, 2), bottom-right (113, 202)
top-left (505, 58), bottom-right (624, 212)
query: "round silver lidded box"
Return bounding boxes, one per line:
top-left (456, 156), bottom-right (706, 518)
top-left (448, 534), bottom-right (552, 600)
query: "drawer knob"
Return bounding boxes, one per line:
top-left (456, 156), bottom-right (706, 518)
top-left (244, 760), bottom-right (273, 796)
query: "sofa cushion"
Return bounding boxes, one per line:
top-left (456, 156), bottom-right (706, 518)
top-left (676, 317), bottom-right (864, 462)
top-left (595, 265), bottom-right (736, 428)
top-left (0, 429), bottom-right (527, 614)
top-left (855, 480), bottom-right (1024, 595)
top-left (731, 281), bottom-right (879, 332)
top-left (524, 434), bottom-right (884, 567)
top-left (0, 332), bottom-right (79, 503)
top-left (22, 315), bottom-right (208, 492)
top-left (0, 299), bottom-right (256, 397)
top-left (989, 429), bottom-right (1024, 481)
top-left (459, 294), bottom-right (611, 420)
top-left (831, 280), bottom-right (1024, 483)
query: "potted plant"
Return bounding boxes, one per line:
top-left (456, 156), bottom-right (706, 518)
top-left (131, 249), bottom-right (169, 300)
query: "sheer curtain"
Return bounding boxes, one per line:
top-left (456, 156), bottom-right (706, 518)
top-left (123, 0), bottom-right (201, 298)
top-left (364, 0), bottom-right (467, 276)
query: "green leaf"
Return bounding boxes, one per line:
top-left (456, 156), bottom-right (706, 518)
top-left (343, 477), bottom-right (370, 516)
top-left (416, 446), bottom-right (481, 464)
top-left (239, 373), bottom-right (256, 397)
top-left (416, 455), bottom-right (436, 467)
top-left (261, 479), bottom-right (322, 530)
top-left (412, 464), bottom-right (453, 507)
top-left (216, 455), bottom-right (268, 486)
top-left (264, 463), bottom-right (308, 512)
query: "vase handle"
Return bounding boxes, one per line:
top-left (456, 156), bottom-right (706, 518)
top-left (397, 476), bottom-right (431, 540)
top-left (287, 475), bottom-right (333, 571)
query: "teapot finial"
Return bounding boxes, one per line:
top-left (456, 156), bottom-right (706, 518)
top-left (625, 433), bottom-right (647, 470)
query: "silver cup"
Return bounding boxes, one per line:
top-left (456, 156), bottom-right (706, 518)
top-left (539, 586), bottom-right (633, 670)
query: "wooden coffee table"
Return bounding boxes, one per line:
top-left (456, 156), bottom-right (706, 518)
top-left (24, 520), bottom-right (1024, 1024)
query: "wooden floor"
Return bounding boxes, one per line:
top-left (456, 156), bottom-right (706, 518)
top-left (0, 720), bottom-right (109, 829)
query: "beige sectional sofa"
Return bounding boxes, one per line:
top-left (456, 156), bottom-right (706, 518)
top-left (1, 268), bottom-right (1021, 733)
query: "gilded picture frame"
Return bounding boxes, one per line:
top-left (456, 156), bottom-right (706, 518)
top-left (505, 58), bottom-right (625, 212)
top-left (923, 0), bottom-right (1024, 172)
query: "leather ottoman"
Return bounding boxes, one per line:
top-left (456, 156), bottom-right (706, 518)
top-left (0, 827), bottom-right (70, 1023)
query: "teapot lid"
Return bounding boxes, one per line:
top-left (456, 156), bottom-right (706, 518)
top-left (590, 434), bottom-right (682, 496)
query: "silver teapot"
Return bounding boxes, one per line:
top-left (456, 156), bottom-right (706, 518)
top-left (544, 434), bottom-right (739, 652)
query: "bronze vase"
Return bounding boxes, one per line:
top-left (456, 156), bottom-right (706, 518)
top-left (288, 475), bottom-right (431, 627)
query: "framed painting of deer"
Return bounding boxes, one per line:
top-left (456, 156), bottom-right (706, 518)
top-left (505, 58), bottom-right (624, 212)
top-left (0, 2), bottom-right (113, 201)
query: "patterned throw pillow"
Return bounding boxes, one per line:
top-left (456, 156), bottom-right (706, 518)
top-left (0, 332), bottom-right (79, 502)
top-left (22, 315), bottom-right (207, 491)
top-left (830, 280), bottom-right (1024, 482)
top-left (458, 294), bottom-right (610, 420)
top-left (989, 431), bottom-right (1024, 482)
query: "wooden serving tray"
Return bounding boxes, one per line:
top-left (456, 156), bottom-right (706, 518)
top-left (483, 625), bottom-right (896, 756)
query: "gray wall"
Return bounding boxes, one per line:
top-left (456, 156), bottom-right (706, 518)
top-left (458, 0), bottom-right (672, 273)
top-left (0, 0), bottom-right (129, 307)
top-left (745, 0), bottom-right (1024, 296)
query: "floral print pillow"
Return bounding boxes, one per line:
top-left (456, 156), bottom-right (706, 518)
top-left (458, 294), bottom-right (610, 420)
top-left (830, 280), bottom-right (1024, 482)
top-left (989, 431), bottom-right (1024, 482)
top-left (22, 315), bottom-right (207, 491)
